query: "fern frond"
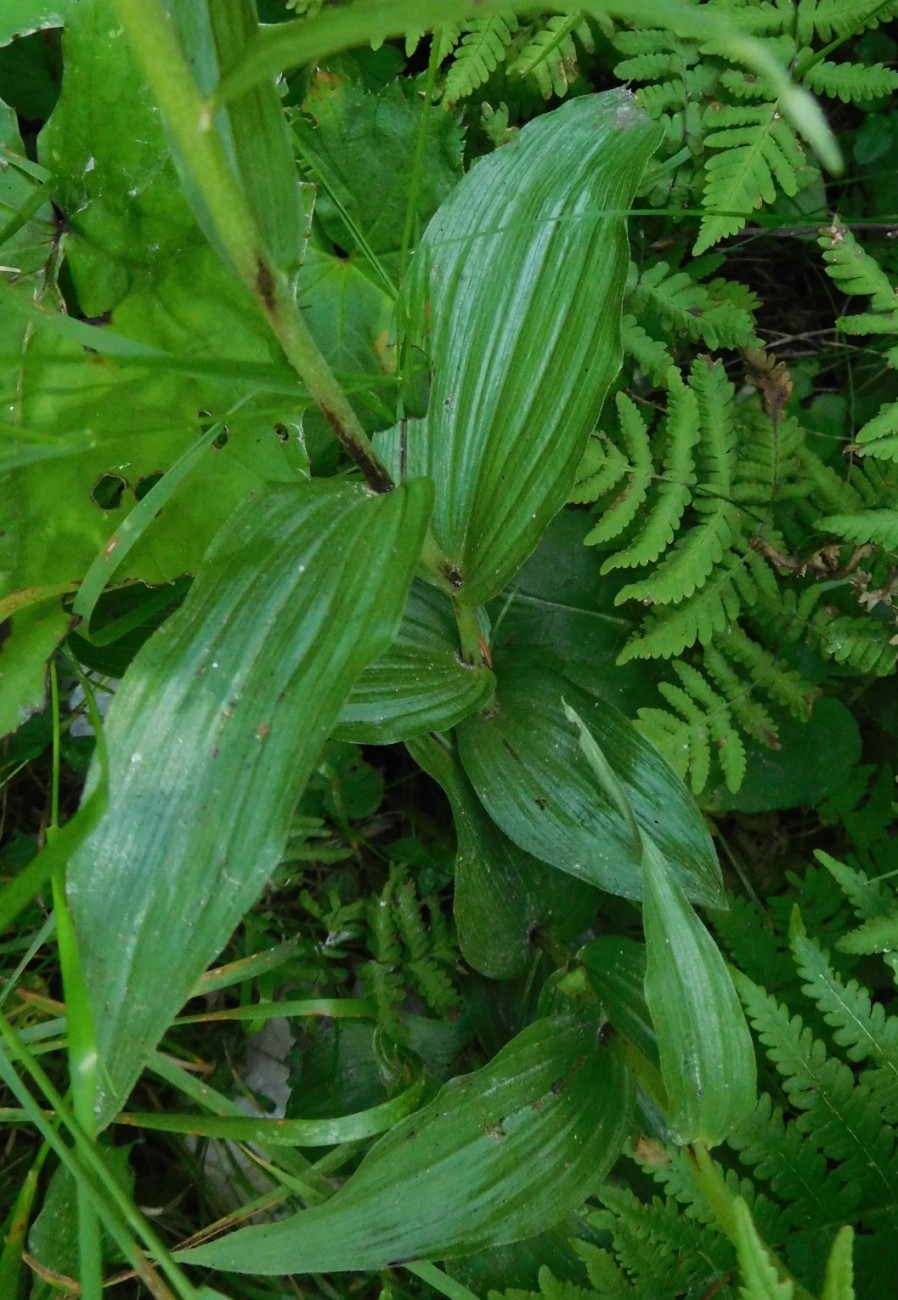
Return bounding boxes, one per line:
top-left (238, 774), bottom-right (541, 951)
top-left (612, 28), bottom-right (679, 56)
top-left (696, 105), bottom-right (805, 253)
top-left (629, 261), bottom-right (759, 351)
top-left (816, 850), bottom-right (897, 921)
top-left (442, 15), bottom-right (519, 104)
top-left (616, 49), bottom-right (691, 81)
top-left (818, 219), bottom-right (898, 315)
top-left (853, 399), bottom-right (898, 462)
top-left (712, 626), bottom-right (816, 721)
top-left (600, 370), bottom-right (699, 570)
top-left (810, 612), bottom-right (898, 675)
top-left (620, 312), bottom-right (674, 385)
top-left (791, 916), bottom-right (898, 1122)
top-left (799, 0), bottom-right (898, 42)
top-left (838, 911), bottom-right (898, 956)
top-left (733, 1198), bottom-right (793, 1299)
top-left (640, 659), bottom-right (747, 792)
top-left (594, 1181), bottom-right (735, 1295)
top-left (618, 548), bottom-right (772, 661)
top-left (733, 968), bottom-right (898, 1206)
top-left (729, 1091), bottom-right (859, 1228)
top-left (508, 15), bottom-right (595, 99)
top-left (569, 433), bottom-right (630, 505)
top-left (584, 393), bottom-right (655, 545)
top-left (804, 58), bottom-right (898, 102)
top-left (571, 1241), bottom-right (633, 1296)
top-left (817, 508), bottom-right (898, 550)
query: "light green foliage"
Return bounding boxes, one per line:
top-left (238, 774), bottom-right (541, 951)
top-left (609, 0), bottom-right (898, 250)
top-left (421, 11), bottom-right (600, 104)
top-left (818, 218), bottom-right (898, 464)
top-left (573, 215), bottom-right (898, 792)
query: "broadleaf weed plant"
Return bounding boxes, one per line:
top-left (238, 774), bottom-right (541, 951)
top-left (0, 1), bottom-right (896, 1296)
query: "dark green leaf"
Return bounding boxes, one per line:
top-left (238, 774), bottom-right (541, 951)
top-left (408, 732), bottom-right (598, 980)
top-left (702, 698), bottom-right (862, 813)
top-left (376, 91), bottom-right (663, 605)
top-left (335, 580), bottom-right (495, 744)
top-left (490, 510), bottom-right (662, 715)
top-left (0, 600), bottom-right (73, 739)
top-left (179, 1012), bottom-right (630, 1274)
top-left (456, 663), bottom-right (723, 907)
top-left (67, 478), bottom-right (432, 1124)
top-left (580, 936), bottom-right (658, 1068)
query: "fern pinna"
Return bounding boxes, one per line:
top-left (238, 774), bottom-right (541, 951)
top-left (610, 0), bottom-right (898, 251)
top-left (571, 213), bottom-right (898, 794)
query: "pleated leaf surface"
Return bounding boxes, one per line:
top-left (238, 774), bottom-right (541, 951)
top-left (180, 1012), bottom-right (630, 1273)
top-left (67, 478), bottom-right (432, 1124)
top-left (642, 834), bottom-right (756, 1145)
top-left (376, 90), bottom-right (662, 605)
top-left (407, 732), bottom-right (598, 979)
top-left (457, 664), bottom-right (723, 908)
top-left (334, 580), bottom-right (495, 743)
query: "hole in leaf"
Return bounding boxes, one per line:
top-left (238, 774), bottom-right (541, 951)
top-left (274, 423), bottom-right (289, 443)
top-left (135, 472), bottom-right (163, 502)
top-left (90, 473), bottom-right (127, 510)
top-left (212, 428), bottom-right (229, 450)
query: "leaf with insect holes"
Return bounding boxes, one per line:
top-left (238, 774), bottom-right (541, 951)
top-left (66, 477), bottom-right (432, 1125)
top-left (178, 1011), bottom-right (630, 1273)
top-left (375, 91), bottom-right (663, 605)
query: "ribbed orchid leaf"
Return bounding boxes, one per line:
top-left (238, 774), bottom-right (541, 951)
top-left (334, 580), bottom-right (494, 744)
top-left (407, 732), bottom-right (598, 980)
top-left (179, 1012), bottom-right (630, 1274)
top-left (66, 478), bottom-right (432, 1125)
top-left (376, 90), bottom-right (662, 605)
top-left (642, 834), bottom-right (756, 1146)
top-left (456, 663), bottom-right (724, 908)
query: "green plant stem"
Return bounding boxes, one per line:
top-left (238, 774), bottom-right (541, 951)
top-left (453, 598), bottom-right (484, 665)
top-left (110, 0), bottom-right (393, 495)
top-left (109, 0), bottom-right (479, 651)
top-left (687, 1142), bottom-right (816, 1300)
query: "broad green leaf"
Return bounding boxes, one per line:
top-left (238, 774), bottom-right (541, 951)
top-left (408, 732), bottom-right (598, 979)
top-left (179, 1012), bottom-right (630, 1273)
top-left (375, 91), bottom-right (662, 605)
top-left (456, 664), bottom-right (724, 908)
top-left (702, 698), bottom-right (862, 814)
top-left (642, 836), bottom-right (756, 1146)
top-left (335, 581), bottom-right (495, 744)
top-left (0, 601), bottom-right (73, 739)
top-left (27, 1150), bottom-right (133, 1300)
top-left (292, 69), bottom-right (463, 280)
top-left (180, 0), bottom-right (306, 276)
top-left (297, 244), bottom-right (397, 431)
top-left (579, 937), bottom-right (658, 1069)
top-left (489, 510), bottom-right (662, 715)
top-left (21, 0), bottom-right (308, 585)
top-left (66, 478), bottom-right (432, 1125)
top-left (0, 1), bottom-right (71, 45)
